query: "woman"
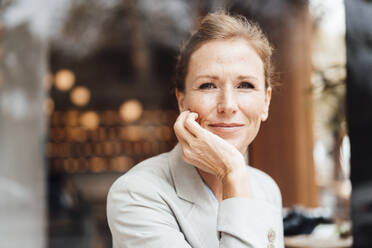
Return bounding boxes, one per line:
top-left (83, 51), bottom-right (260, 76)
top-left (107, 12), bottom-right (284, 248)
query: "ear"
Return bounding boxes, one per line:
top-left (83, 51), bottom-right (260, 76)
top-left (175, 89), bottom-right (186, 112)
top-left (261, 86), bottom-right (272, 121)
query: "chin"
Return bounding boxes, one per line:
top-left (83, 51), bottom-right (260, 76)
top-left (223, 137), bottom-right (249, 154)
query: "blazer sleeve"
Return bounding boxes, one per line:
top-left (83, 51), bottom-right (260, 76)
top-left (107, 177), bottom-right (193, 248)
top-left (217, 177), bottom-right (284, 248)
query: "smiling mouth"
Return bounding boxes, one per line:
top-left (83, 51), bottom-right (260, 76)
top-left (207, 123), bottom-right (245, 134)
top-left (208, 123), bottom-right (244, 128)
top-left (207, 123), bottom-right (245, 136)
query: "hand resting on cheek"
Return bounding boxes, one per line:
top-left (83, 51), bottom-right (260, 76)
top-left (174, 110), bottom-right (247, 181)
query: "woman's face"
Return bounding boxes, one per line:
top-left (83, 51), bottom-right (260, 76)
top-left (176, 38), bottom-right (271, 154)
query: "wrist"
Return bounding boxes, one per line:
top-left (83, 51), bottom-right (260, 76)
top-left (219, 155), bottom-right (246, 180)
top-left (221, 166), bottom-right (246, 184)
top-left (221, 166), bottom-right (251, 199)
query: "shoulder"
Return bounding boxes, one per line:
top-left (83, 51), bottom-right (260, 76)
top-left (106, 152), bottom-right (185, 246)
top-left (248, 166), bottom-right (282, 208)
top-left (107, 151), bottom-right (177, 224)
top-left (108, 151), bottom-right (174, 202)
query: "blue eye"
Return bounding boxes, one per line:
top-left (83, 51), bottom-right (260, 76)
top-left (238, 82), bottom-right (254, 89)
top-left (199, 83), bottom-right (216, 89)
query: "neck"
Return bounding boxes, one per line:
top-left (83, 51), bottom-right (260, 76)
top-left (198, 169), bottom-right (223, 203)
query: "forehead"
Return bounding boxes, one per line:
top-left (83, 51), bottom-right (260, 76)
top-left (188, 38), bottom-right (264, 77)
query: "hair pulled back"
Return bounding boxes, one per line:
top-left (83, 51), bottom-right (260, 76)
top-left (174, 12), bottom-right (274, 92)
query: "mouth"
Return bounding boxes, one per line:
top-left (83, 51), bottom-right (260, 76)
top-left (207, 122), bottom-right (245, 133)
top-left (208, 123), bottom-right (244, 128)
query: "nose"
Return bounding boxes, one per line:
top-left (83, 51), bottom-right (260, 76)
top-left (217, 87), bottom-right (238, 115)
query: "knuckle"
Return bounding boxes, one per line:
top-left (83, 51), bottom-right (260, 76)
top-left (182, 152), bottom-right (190, 163)
top-left (173, 122), bottom-right (182, 133)
top-left (182, 148), bottom-right (189, 157)
top-left (183, 148), bottom-right (192, 158)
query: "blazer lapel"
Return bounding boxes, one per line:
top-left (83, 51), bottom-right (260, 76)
top-left (168, 144), bottom-right (219, 248)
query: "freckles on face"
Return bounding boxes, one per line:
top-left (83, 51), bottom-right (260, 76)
top-left (178, 38), bottom-right (271, 153)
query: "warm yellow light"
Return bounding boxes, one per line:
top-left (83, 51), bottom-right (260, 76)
top-left (119, 99), bottom-right (143, 123)
top-left (80, 111), bottom-right (100, 130)
top-left (55, 69), bottom-right (75, 91)
top-left (70, 86), bottom-right (91, 106)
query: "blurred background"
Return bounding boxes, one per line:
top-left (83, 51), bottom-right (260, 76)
top-left (1, 0), bottom-right (371, 247)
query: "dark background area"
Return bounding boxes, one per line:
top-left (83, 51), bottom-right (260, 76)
top-left (345, 0), bottom-right (372, 247)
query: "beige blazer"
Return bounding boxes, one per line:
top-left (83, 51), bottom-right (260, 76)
top-left (107, 144), bottom-right (284, 248)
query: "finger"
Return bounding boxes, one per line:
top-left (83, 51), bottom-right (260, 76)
top-left (179, 111), bottom-right (198, 139)
top-left (174, 129), bottom-right (190, 147)
top-left (184, 112), bottom-right (206, 138)
top-left (181, 111), bottom-right (199, 139)
top-left (174, 111), bottom-right (195, 143)
top-left (174, 111), bottom-right (189, 144)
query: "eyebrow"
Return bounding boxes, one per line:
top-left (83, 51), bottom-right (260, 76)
top-left (193, 74), bottom-right (259, 82)
top-left (193, 75), bottom-right (219, 81)
top-left (236, 75), bottom-right (259, 81)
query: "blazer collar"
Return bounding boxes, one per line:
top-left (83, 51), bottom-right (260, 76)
top-left (168, 143), bottom-right (216, 207)
top-left (168, 144), bottom-right (219, 247)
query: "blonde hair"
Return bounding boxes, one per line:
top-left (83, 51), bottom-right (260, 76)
top-left (174, 11), bottom-right (274, 91)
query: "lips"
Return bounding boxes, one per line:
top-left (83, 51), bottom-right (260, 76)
top-left (207, 122), bottom-right (245, 134)
top-left (208, 123), bottom-right (244, 127)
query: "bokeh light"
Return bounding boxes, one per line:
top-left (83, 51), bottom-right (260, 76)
top-left (80, 111), bottom-right (100, 130)
top-left (70, 86), bottom-right (91, 106)
top-left (55, 69), bottom-right (75, 91)
top-left (119, 99), bottom-right (143, 123)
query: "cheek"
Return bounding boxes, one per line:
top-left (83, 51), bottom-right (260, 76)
top-left (184, 94), bottom-right (215, 117)
top-left (238, 95), bottom-right (266, 119)
top-left (185, 94), bottom-right (216, 115)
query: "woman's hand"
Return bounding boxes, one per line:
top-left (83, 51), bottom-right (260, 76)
top-left (173, 111), bottom-right (246, 181)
